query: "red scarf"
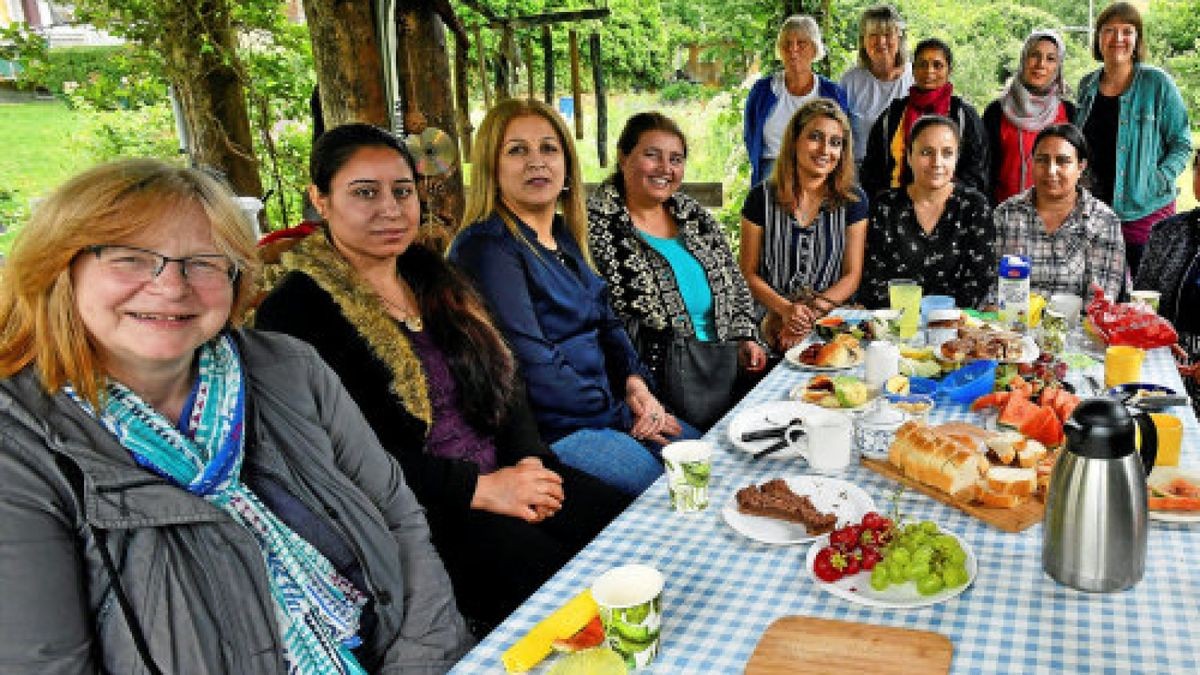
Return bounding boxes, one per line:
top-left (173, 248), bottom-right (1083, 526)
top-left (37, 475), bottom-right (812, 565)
top-left (902, 82), bottom-right (953, 145)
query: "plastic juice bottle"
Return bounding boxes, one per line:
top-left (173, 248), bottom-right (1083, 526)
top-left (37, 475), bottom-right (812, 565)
top-left (997, 255), bottom-right (1031, 330)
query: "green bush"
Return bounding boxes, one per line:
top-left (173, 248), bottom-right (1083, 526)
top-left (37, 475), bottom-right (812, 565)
top-left (73, 102), bottom-right (181, 162)
top-left (11, 39), bottom-right (167, 110)
top-left (658, 81), bottom-right (707, 104)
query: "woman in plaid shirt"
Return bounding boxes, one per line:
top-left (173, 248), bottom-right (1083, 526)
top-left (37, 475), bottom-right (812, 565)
top-left (993, 124), bottom-right (1125, 300)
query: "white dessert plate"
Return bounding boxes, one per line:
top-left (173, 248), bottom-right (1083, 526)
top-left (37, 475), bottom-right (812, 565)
top-left (788, 378), bottom-right (879, 413)
top-left (1148, 466), bottom-right (1200, 524)
top-left (727, 401), bottom-right (844, 460)
top-left (784, 343), bottom-right (865, 371)
top-left (806, 527), bottom-right (978, 608)
top-left (721, 475), bottom-right (876, 545)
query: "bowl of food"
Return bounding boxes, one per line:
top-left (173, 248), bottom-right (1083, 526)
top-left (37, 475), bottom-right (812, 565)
top-left (884, 393), bottom-right (935, 419)
top-left (937, 359), bottom-right (997, 405)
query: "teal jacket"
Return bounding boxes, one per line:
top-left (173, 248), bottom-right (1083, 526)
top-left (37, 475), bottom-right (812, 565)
top-left (1075, 64), bottom-right (1192, 221)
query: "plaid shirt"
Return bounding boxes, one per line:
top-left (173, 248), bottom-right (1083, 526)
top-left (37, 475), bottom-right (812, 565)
top-left (993, 187), bottom-right (1125, 300)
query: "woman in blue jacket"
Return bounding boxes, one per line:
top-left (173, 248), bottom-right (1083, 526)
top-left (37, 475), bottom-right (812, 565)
top-left (450, 99), bottom-right (699, 496)
top-left (1075, 1), bottom-right (1192, 275)
top-left (744, 14), bottom-right (849, 187)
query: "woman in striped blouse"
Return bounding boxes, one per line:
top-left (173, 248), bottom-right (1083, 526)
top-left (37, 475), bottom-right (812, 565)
top-left (737, 97), bottom-right (868, 352)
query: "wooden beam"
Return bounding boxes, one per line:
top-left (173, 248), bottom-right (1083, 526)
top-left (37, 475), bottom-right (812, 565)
top-left (507, 8), bottom-right (610, 27)
top-left (541, 25), bottom-right (554, 104)
top-left (569, 30), bottom-right (582, 140)
top-left (589, 31), bottom-right (607, 167)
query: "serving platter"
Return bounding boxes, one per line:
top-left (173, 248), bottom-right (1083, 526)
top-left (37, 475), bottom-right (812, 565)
top-left (721, 475), bottom-right (876, 545)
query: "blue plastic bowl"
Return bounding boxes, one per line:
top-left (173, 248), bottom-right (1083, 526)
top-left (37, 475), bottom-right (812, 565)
top-left (908, 377), bottom-right (939, 396)
top-left (937, 360), bottom-right (997, 405)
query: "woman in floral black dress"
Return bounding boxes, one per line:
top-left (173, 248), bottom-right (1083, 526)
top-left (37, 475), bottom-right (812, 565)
top-left (859, 115), bottom-right (996, 308)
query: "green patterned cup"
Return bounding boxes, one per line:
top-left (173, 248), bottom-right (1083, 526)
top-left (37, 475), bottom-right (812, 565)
top-left (661, 440), bottom-right (713, 513)
top-left (591, 564), bottom-right (664, 670)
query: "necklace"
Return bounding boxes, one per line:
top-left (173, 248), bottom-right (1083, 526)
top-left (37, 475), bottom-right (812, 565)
top-left (376, 291), bottom-right (424, 332)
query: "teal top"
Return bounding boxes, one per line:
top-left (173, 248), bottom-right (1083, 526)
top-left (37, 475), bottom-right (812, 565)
top-left (638, 231), bottom-right (715, 341)
top-left (1075, 64), bottom-right (1192, 221)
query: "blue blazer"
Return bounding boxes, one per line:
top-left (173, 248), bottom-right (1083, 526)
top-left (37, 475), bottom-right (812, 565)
top-left (449, 213), bottom-right (653, 442)
top-left (743, 73), bottom-right (850, 186)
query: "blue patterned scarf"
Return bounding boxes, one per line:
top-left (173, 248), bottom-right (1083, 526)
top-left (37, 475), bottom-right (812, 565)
top-left (68, 334), bottom-right (367, 675)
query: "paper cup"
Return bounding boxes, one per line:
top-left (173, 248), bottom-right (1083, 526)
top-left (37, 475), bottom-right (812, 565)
top-left (1104, 346), bottom-right (1145, 388)
top-left (1049, 293), bottom-right (1084, 327)
top-left (1130, 290), bottom-right (1162, 313)
top-left (661, 440), bottom-right (712, 513)
top-left (592, 564), bottom-right (664, 669)
top-left (1150, 413), bottom-right (1183, 466)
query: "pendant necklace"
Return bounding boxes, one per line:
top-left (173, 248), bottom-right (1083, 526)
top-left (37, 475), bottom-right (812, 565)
top-left (377, 291), bottom-right (424, 332)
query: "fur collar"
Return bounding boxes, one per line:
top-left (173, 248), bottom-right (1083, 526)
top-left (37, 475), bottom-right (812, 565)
top-left (279, 234), bottom-right (432, 429)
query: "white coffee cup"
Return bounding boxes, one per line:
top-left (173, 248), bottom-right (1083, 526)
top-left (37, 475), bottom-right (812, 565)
top-left (1048, 293), bottom-right (1084, 327)
top-left (797, 412), bottom-right (852, 473)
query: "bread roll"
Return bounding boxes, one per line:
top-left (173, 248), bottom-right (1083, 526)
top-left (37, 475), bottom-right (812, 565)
top-left (815, 341), bottom-right (852, 367)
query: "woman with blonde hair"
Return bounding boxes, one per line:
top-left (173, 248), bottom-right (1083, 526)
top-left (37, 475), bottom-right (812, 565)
top-left (451, 99), bottom-right (698, 496)
top-left (744, 15), bottom-right (850, 186)
top-left (738, 97), bottom-right (868, 352)
top-left (839, 4), bottom-right (914, 168)
top-left (0, 158), bottom-right (472, 673)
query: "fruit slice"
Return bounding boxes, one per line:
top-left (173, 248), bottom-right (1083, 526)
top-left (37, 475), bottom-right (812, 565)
top-left (1018, 407), bottom-right (1063, 448)
top-left (546, 648), bottom-right (628, 675)
top-left (970, 390), bottom-right (1011, 412)
top-left (551, 616), bottom-right (605, 653)
top-left (885, 374), bottom-right (910, 395)
top-left (997, 393), bottom-right (1040, 430)
top-left (502, 590), bottom-right (600, 672)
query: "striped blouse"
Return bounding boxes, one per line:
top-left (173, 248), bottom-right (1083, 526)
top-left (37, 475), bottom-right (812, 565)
top-left (740, 181), bottom-right (869, 318)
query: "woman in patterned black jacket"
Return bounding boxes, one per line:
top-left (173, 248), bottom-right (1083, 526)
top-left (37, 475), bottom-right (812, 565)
top-left (860, 114), bottom-right (996, 309)
top-left (588, 112), bottom-right (766, 429)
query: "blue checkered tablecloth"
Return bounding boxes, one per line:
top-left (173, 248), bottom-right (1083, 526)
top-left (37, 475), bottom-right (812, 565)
top-left (451, 316), bottom-right (1200, 674)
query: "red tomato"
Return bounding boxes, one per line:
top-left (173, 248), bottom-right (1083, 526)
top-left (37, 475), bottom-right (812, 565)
top-left (813, 547), bottom-right (843, 582)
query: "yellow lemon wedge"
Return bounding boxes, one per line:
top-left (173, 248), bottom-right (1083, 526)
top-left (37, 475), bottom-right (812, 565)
top-left (502, 591), bottom-right (600, 673)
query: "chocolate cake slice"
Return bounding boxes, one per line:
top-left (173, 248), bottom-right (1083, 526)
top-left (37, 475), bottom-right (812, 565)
top-left (736, 479), bottom-right (839, 535)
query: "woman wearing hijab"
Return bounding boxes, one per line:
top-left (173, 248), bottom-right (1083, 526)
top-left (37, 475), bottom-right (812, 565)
top-left (861, 37), bottom-right (988, 200)
top-left (984, 30), bottom-right (1077, 205)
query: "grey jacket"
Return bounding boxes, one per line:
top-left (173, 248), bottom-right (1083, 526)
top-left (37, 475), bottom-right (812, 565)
top-left (0, 330), bottom-right (474, 674)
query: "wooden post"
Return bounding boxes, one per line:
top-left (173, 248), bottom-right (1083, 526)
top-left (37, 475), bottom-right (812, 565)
top-left (476, 27), bottom-right (490, 109)
top-left (590, 31), bottom-right (607, 167)
top-left (496, 24), bottom-right (514, 99)
top-left (541, 25), bottom-right (554, 104)
top-left (525, 40), bottom-right (535, 100)
top-left (569, 30), bottom-right (583, 139)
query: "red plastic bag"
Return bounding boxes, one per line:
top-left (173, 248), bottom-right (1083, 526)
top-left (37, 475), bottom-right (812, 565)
top-left (1084, 285), bottom-right (1178, 348)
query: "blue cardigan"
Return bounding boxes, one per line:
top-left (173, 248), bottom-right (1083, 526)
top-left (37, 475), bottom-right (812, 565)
top-left (449, 213), bottom-right (652, 442)
top-left (743, 73), bottom-right (850, 186)
top-left (1075, 63), bottom-right (1192, 221)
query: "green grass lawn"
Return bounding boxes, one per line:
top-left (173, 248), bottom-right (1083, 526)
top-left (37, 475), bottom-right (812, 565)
top-left (0, 101), bottom-right (92, 202)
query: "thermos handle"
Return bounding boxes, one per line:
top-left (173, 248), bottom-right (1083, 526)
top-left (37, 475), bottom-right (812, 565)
top-left (1134, 412), bottom-right (1158, 475)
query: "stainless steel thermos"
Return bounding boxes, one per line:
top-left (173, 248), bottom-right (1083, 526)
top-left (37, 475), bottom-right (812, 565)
top-left (1043, 398), bottom-right (1157, 592)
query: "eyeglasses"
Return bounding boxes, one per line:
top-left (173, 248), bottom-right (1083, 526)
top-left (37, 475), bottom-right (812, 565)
top-left (85, 244), bottom-right (239, 289)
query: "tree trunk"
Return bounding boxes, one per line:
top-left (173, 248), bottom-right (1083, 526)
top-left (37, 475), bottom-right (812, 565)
top-left (303, 0), bottom-right (389, 128)
top-left (396, 0), bottom-right (464, 244)
top-left (161, 0), bottom-right (262, 197)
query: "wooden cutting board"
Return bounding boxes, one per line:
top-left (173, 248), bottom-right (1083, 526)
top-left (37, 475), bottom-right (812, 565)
top-left (861, 457), bottom-right (1044, 532)
top-left (745, 616), bottom-right (953, 674)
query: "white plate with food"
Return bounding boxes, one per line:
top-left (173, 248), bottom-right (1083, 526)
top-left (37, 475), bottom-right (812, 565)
top-left (806, 527), bottom-right (978, 608)
top-left (1148, 466), bottom-right (1200, 523)
top-left (784, 336), bottom-right (866, 371)
top-left (788, 375), bottom-right (877, 412)
top-left (722, 475), bottom-right (876, 545)
top-left (938, 330), bottom-right (1038, 365)
top-left (726, 401), bottom-right (845, 459)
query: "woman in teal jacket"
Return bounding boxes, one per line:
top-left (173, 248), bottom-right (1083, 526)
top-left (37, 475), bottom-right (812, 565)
top-left (1075, 1), bottom-right (1192, 275)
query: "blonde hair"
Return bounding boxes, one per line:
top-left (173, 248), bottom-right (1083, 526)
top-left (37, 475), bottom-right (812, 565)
top-left (0, 158), bottom-right (261, 404)
top-left (857, 5), bottom-right (909, 69)
top-left (771, 97), bottom-right (859, 211)
top-left (777, 15), bottom-right (826, 63)
top-left (459, 98), bottom-right (590, 265)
